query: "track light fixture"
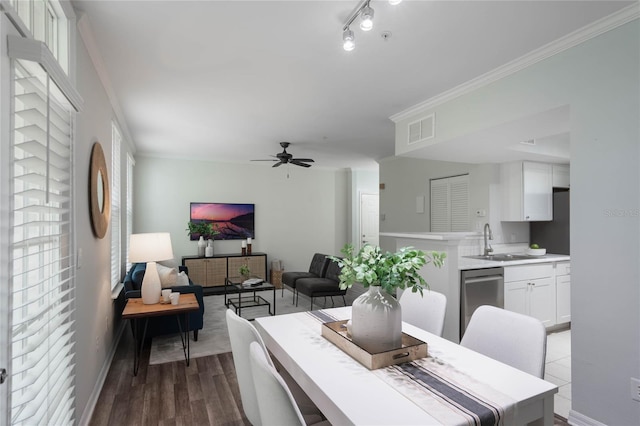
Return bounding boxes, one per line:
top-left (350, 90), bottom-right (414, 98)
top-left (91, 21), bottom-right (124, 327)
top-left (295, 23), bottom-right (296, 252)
top-left (341, 0), bottom-right (401, 51)
top-left (343, 28), bottom-right (355, 51)
top-left (359, 5), bottom-right (374, 31)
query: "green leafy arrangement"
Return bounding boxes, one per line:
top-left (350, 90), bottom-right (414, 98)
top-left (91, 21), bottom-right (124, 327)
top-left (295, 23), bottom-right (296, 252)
top-left (239, 264), bottom-right (250, 277)
top-left (186, 221), bottom-right (220, 240)
top-left (330, 244), bottom-right (446, 296)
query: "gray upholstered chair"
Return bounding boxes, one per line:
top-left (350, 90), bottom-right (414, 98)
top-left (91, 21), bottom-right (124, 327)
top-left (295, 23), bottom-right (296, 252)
top-left (281, 253), bottom-right (330, 303)
top-left (295, 259), bottom-right (346, 310)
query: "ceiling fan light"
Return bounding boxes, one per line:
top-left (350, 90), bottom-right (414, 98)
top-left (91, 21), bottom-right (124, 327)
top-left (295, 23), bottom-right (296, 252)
top-left (343, 28), bottom-right (355, 51)
top-left (389, 0), bottom-right (402, 5)
top-left (359, 6), bottom-right (374, 31)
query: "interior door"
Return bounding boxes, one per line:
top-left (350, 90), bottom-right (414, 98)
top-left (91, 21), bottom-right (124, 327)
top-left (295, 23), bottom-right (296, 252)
top-left (360, 193), bottom-right (379, 249)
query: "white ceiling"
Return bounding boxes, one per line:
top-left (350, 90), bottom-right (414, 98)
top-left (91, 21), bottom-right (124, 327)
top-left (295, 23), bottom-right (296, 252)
top-left (72, 0), bottom-right (632, 170)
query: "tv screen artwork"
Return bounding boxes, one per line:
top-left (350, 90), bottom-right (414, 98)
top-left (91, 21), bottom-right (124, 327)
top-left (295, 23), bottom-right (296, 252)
top-left (190, 202), bottom-right (255, 241)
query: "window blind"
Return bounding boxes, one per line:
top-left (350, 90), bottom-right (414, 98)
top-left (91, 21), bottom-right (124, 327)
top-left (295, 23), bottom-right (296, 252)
top-left (430, 174), bottom-right (469, 232)
top-left (110, 124), bottom-right (121, 288)
top-left (125, 154), bottom-right (134, 273)
top-left (10, 59), bottom-right (76, 425)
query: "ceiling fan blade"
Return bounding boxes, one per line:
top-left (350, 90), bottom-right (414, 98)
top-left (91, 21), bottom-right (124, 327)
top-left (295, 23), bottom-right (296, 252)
top-left (291, 158), bottom-right (314, 163)
top-left (251, 159), bottom-right (279, 162)
top-left (290, 160), bottom-right (312, 168)
top-left (272, 162), bottom-right (283, 168)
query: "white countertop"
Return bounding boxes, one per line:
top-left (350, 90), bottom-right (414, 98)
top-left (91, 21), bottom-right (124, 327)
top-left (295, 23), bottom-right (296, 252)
top-left (458, 253), bottom-right (570, 270)
top-left (380, 231), bottom-right (479, 241)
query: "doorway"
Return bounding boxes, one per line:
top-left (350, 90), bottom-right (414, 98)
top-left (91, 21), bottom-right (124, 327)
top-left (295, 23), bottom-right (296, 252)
top-left (360, 193), bottom-right (379, 249)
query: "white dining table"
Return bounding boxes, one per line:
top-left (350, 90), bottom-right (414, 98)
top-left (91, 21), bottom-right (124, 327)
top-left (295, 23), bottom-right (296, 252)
top-left (255, 306), bottom-right (557, 426)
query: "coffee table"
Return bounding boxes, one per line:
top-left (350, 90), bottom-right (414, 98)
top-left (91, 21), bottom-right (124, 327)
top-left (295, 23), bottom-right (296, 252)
top-left (122, 293), bottom-right (200, 375)
top-left (224, 276), bottom-right (276, 319)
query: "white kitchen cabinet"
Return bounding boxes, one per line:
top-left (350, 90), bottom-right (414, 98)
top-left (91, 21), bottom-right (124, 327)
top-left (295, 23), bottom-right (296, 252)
top-left (552, 164), bottom-right (570, 188)
top-left (504, 263), bottom-right (556, 327)
top-left (501, 161), bottom-right (552, 221)
top-left (555, 261), bottom-right (571, 324)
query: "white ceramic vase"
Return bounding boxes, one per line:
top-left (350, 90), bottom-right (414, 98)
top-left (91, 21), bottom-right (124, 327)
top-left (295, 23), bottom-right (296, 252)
top-left (197, 236), bottom-right (205, 257)
top-left (141, 261), bottom-right (161, 304)
top-left (205, 239), bottom-right (214, 257)
top-left (350, 285), bottom-right (402, 353)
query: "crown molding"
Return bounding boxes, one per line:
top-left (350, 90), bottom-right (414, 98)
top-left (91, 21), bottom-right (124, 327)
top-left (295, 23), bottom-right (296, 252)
top-left (390, 3), bottom-right (640, 123)
top-left (77, 13), bottom-right (136, 153)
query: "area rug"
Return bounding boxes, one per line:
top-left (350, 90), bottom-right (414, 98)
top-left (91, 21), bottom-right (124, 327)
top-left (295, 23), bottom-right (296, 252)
top-left (149, 287), bottom-right (359, 365)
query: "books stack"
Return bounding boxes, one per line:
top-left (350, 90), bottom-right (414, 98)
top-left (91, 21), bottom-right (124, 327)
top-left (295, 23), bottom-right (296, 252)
top-left (242, 278), bottom-right (263, 287)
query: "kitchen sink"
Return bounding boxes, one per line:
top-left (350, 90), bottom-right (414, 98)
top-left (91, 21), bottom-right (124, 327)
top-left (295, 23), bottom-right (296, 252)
top-left (464, 254), bottom-right (534, 261)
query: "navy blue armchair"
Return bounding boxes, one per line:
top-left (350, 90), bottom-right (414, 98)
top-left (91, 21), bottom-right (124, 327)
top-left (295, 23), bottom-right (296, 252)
top-left (123, 263), bottom-right (205, 341)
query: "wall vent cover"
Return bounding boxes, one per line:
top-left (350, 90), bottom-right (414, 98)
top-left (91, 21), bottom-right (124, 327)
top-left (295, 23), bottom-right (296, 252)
top-left (408, 113), bottom-right (435, 145)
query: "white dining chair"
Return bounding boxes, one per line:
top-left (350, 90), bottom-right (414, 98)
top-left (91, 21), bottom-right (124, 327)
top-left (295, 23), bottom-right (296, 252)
top-left (225, 309), bottom-right (323, 425)
top-left (226, 309), bottom-right (269, 425)
top-left (460, 305), bottom-right (547, 378)
top-left (399, 289), bottom-right (447, 336)
top-left (249, 342), bottom-right (329, 426)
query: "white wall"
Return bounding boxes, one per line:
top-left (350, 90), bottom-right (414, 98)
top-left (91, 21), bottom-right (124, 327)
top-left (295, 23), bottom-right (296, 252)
top-left (378, 156), bottom-right (529, 241)
top-left (393, 20), bottom-right (640, 425)
top-left (133, 157), bottom-right (349, 272)
top-left (73, 23), bottom-right (136, 424)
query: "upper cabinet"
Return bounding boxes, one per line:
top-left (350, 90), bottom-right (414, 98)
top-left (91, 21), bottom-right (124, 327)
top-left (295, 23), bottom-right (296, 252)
top-left (501, 161), bottom-right (552, 221)
top-left (552, 164), bottom-right (570, 188)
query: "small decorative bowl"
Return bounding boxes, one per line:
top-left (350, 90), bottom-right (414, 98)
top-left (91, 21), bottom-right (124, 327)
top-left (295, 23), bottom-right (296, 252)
top-left (526, 248), bottom-right (546, 256)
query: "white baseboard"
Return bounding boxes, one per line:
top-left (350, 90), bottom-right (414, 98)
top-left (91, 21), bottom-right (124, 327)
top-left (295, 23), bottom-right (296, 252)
top-left (568, 409), bottom-right (608, 426)
top-left (77, 323), bottom-right (126, 426)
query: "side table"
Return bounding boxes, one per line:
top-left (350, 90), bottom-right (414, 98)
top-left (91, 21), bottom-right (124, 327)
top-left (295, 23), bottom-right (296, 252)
top-left (122, 293), bottom-right (200, 375)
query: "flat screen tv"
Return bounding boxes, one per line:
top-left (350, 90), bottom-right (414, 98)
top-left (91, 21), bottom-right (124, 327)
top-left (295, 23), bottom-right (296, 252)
top-left (189, 202), bottom-right (255, 241)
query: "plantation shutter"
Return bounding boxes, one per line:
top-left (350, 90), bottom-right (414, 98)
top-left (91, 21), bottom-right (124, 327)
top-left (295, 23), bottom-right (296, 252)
top-left (430, 179), bottom-right (450, 232)
top-left (125, 154), bottom-right (135, 273)
top-left (10, 55), bottom-right (79, 425)
top-left (430, 174), bottom-right (469, 232)
top-left (450, 177), bottom-right (469, 231)
top-left (110, 124), bottom-right (121, 288)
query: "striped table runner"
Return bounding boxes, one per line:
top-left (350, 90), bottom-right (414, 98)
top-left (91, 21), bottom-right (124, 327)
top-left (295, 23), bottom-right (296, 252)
top-left (305, 310), bottom-right (515, 426)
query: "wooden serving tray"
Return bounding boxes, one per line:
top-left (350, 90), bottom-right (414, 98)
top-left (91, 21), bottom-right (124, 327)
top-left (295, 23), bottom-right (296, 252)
top-left (321, 320), bottom-right (427, 370)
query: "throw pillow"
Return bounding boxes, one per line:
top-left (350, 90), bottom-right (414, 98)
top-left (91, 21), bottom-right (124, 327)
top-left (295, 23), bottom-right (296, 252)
top-left (156, 263), bottom-right (178, 288)
top-left (176, 271), bottom-right (189, 286)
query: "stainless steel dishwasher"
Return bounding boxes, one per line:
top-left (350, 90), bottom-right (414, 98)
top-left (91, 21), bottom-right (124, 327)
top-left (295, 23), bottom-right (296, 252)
top-left (460, 267), bottom-right (504, 340)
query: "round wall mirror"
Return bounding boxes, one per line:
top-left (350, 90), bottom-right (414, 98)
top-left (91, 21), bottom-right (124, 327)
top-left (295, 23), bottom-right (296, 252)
top-left (97, 170), bottom-right (105, 213)
top-left (90, 142), bottom-right (111, 238)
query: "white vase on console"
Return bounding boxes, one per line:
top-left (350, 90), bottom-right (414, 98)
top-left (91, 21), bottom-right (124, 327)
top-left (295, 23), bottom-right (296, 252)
top-left (197, 236), bottom-right (205, 257)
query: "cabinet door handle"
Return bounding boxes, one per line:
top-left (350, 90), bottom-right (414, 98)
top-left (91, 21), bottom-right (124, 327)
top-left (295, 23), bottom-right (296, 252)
top-left (0, 368), bottom-right (7, 384)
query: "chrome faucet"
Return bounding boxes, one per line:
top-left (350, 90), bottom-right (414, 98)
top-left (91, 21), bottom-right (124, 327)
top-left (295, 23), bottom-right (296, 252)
top-left (483, 223), bottom-right (494, 256)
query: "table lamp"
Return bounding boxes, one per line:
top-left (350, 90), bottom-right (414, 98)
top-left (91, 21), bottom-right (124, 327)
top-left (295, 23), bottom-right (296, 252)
top-left (129, 232), bottom-right (174, 304)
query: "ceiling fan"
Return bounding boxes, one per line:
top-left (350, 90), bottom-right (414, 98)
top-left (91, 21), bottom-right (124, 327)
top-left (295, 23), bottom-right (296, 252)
top-left (252, 142), bottom-right (314, 168)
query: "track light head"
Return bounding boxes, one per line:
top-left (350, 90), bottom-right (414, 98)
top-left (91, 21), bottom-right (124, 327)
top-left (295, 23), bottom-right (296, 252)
top-left (343, 28), bottom-right (355, 51)
top-left (359, 5), bottom-right (374, 31)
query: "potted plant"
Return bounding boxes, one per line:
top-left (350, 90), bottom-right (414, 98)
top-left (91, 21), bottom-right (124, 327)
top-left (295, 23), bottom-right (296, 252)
top-left (330, 244), bottom-right (445, 353)
top-left (239, 264), bottom-right (251, 280)
top-left (186, 221), bottom-right (220, 256)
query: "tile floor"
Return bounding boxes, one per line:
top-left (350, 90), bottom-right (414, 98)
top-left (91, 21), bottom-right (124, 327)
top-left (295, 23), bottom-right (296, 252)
top-left (545, 328), bottom-right (572, 419)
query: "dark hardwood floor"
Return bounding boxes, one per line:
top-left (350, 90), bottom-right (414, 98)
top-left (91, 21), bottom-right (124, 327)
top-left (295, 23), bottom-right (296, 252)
top-left (91, 329), bottom-right (570, 426)
top-left (89, 330), bottom-right (250, 426)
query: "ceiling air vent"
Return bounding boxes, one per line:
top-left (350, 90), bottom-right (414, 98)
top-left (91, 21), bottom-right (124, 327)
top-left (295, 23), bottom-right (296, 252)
top-left (408, 113), bottom-right (435, 145)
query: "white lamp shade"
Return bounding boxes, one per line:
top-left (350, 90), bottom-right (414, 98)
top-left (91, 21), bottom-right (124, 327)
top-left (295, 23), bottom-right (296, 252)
top-left (129, 233), bottom-right (174, 304)
top-left (129, 232), bottom-right (174, 263)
